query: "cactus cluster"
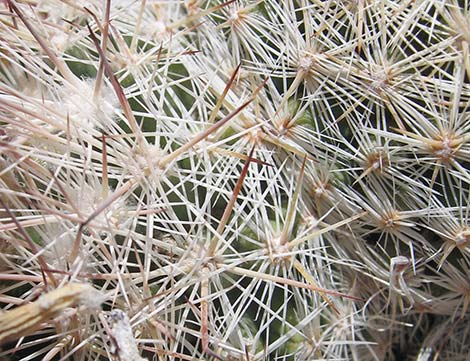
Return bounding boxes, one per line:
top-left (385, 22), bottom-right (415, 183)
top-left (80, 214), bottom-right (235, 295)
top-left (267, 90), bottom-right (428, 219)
top-left (1, 0), bottom-right (470, 360)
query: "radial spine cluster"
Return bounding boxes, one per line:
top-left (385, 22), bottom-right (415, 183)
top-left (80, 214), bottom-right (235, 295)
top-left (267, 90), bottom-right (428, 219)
top-left (1, 1), bottom-right (470, 360)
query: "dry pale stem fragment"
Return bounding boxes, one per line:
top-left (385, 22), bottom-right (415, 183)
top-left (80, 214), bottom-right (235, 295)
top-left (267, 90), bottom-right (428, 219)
top-left (0, 283), bottom-right (100, 345)
top-left (107, 309), bottom-right (147, 361)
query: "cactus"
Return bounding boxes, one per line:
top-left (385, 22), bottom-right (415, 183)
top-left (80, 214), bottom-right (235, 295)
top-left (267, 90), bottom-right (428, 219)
top-left (0, 1), bottom-right (469, 360)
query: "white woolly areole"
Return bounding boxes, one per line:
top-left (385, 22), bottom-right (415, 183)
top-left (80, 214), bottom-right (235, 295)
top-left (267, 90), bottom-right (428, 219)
top-left (60, 79), bottom-right (118, 131)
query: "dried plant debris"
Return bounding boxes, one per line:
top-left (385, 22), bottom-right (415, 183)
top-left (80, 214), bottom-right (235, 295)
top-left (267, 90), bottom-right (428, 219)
top-left (0, 283), bottom-right (101, 345)
top-left (106, 309), bottom-right (147, 361)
